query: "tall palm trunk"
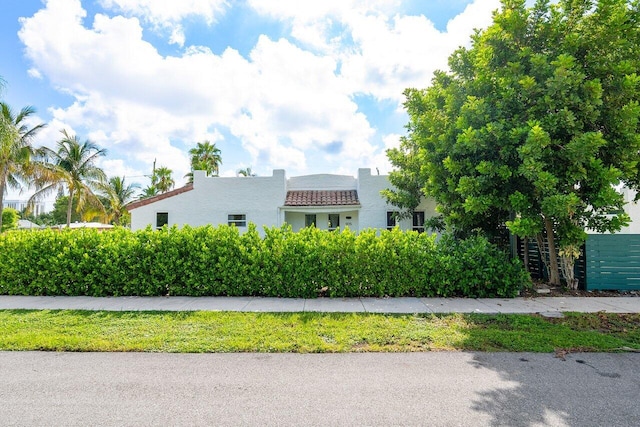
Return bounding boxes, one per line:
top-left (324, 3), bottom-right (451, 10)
top-left (66, 188), bottom-right (74, 227)
top-left (0, 174), bottom-right (6, 232)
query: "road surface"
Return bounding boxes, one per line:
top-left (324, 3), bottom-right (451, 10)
top-left (1, 352), bottom-right (638, 426)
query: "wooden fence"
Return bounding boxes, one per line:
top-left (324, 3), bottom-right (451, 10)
top-left (515, 237), bottom-right (586, 288)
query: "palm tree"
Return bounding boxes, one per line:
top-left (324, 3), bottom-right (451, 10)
top-left (236, 167), bottom-right (256, 177)
top-left (154, 166), bottom-right (174, 193)
top-left (30, 130), bottom-right (107, 227)
top-left (0, 102), bottom-right (46, 231)
top-left (140, 184), bottom-right (158, 198)
top-left (99, 176), bottom-right (140, 225)
top-left (186, 140), bottom-right (222, 182)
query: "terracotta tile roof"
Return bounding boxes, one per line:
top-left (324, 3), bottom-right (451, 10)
top-left (285, 190), bottom-right (360, 206)
top-left (125, 184), bottom-right (194, 211)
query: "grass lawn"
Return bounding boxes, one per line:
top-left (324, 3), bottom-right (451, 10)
top-left (0, 310), bottom-right (639, 353)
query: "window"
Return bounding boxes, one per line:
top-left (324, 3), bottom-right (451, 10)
top-left (412, 211), bottom-right (425, 233)
top-left (328, 213), bottom-right (340, 231)
top-left (228, 214), bottom-right (246, 227)
top-left (156, 212), bottom-right (168, 229)
top-left (305, 214), bottom-right (316, 228)
top-left (387, 211), bottom-right (398, 230)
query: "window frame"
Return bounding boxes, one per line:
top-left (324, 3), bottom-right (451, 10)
top-left (386, 211), bottom-right (398, 230)
top-left (328, 213), bottom-right (340, 231)
top-left (227, 214), bottom-right (247, 227)
top-left (156, 212), bottom-right (169, 229)
top-left (305, 214), bottom-right (317, 228)
top-left (412, 211), bottom-right (425, 233)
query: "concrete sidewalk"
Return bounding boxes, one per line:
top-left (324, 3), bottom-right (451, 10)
top-left (0, 295), bottom-right (639, 314)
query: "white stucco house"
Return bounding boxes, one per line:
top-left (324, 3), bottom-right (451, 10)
top-left (127, 168), bottom-right (437, 234)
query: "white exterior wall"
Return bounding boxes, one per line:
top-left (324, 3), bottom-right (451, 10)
top-left (284, 210), bottom-right (360, 232)
top-left (288, 174), bottom-right (357, 190)
top-left (130, 170), bottom-right (287, 234)
top-left (3, 200), bottom-right (47, 215)
top-left (283, 173), bottom-right (360, 232)
top-left (624, 201), bottom-right (640, 234)
top-left (357, 168), bottom-right (437, 231)
top-left (130, 168), bottom-right (437, 234)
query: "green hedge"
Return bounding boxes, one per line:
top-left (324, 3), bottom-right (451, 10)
top-left (0, 225), bottom-right (529, 298)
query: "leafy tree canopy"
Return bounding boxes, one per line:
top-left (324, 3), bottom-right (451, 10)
top-left (51, 195), bottom-right (82, 225)
top-left (30, 130), bottom-right (107, 227)
top-left (186, 140), bottom-right (222, 182)
top-left (99, 176), bottom-right (140, 225)
top-left (385, 0), bottom-right (640, 286)
top-left (0, 102), bottom-right (46, 231)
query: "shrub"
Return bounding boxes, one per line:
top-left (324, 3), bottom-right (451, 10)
top-left (432, 234), bottom-right (529, 297)
top-left (1, 208), bottom-right (19, 232)
top-left (0, 225), bottom-right (529, 297)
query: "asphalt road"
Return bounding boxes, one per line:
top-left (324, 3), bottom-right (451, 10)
top-left (1, 352), bottom-right (639, 426)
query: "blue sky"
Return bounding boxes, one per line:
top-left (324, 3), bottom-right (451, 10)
top-left (1, 0), bottom-right (503, 203)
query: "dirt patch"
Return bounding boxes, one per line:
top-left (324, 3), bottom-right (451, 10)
top-left (520, 281), bottom-right (640, 298)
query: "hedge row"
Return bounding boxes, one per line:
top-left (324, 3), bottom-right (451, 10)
top-left (0, 225), bottom-right (529, 298)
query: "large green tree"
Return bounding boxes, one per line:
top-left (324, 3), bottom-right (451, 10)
top-left (0, 102), bottom-right (46, 232)
top-left (186, 140), bottom-right (222, 182)
top-left (385, 0), bottom-right (640, 287)
top-left (31, 130), bottom-right (108, 227)
top-left (50, 195), bottom-right (81, 225)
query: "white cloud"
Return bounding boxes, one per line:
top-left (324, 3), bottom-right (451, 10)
top-left (99, 159), bottom-right (145, 185)
top-left (100, 0), bottom-right (227, 24)
top-left (27, 68), bottom-right (42, 79)
top-left (18, 0), bottom-right (383, 183)
top-left (445, 0), bottom-right (500, 45)
top-left (99, 0), bottom-right (228, 46)
top-left (168, 26), bottom-right (186, 47)
top-left (249, 0), bottom-right (501, 103)
top-left (16, 0), bottom-right (503, 189)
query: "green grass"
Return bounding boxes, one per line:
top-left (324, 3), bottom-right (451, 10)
top-left (0, 310), bottom-right (638, 353)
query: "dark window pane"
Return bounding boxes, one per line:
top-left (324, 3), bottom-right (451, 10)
top-left (328, 213), bottom-right (340, 230)
top-left (305, 214), bottom-right (316, 227)
top-left (413, 211), bottom-right (425, 232)
top-left (228, 214), bottom-right (247, 227)
top-left (413, 211), bottom-right (425, 226)
top-left (156, 212), bottom-right (168, 229)
top-left (387, 211), bottom-right (397, 229)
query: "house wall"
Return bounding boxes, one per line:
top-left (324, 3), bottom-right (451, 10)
top-left (620, 188), bottom-right (640, 234)
top-left (130, 170), bottom-right (287, 233)
top-left (288, 174), bottom-right (357, 190)
top-left (285, 210), bottom-right (360, 232)
top-left (2, 200), bottom-right (47, 216)
top-left (357, 168), bottom-right (437, 231)
top-left (130, 168), bottom-right (438, 234)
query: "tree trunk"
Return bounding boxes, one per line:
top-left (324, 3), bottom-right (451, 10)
top-left (560, 253), bottom-right (578, 290)
top-left (66, 189), bottom-right (74, 227)
top-left (0, 176), bottom-right (5, 232)
top-left (544, 217), bottom-right (561, 286)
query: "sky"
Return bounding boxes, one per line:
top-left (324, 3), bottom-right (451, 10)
top-left (1, 0), bottom-right (505, 203)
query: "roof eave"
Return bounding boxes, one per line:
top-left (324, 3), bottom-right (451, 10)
top-left (126, 184), bottom-right (194, 211)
